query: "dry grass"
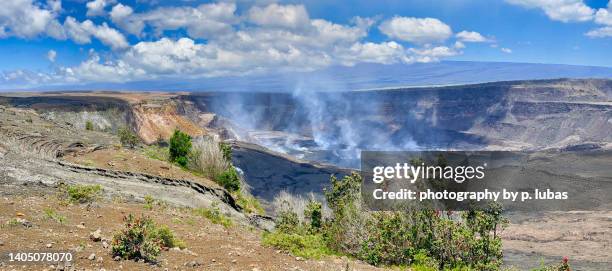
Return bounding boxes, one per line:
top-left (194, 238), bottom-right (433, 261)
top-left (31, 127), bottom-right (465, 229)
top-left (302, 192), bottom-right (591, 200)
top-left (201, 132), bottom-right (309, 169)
top-left (188, 136), bottom-right (230, 180)
top-left (272, 191), bottom-right (331, 221)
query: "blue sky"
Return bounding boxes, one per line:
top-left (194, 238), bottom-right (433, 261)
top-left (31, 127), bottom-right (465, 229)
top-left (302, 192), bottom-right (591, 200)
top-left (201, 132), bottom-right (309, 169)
top-left (0, 0), bottom-right (611, 89)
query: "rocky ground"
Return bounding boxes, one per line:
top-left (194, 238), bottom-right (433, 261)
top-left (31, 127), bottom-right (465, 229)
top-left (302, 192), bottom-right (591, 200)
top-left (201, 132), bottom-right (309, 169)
top-left (0, 190), bottom-right (381, 271)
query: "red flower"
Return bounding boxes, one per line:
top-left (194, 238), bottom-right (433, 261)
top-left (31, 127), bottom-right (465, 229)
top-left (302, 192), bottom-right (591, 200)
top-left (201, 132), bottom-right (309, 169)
top-left (563, 256), bottom-right (569, 264)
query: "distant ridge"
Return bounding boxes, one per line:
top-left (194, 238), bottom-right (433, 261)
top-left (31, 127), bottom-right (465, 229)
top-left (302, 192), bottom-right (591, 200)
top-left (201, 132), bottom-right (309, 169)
top-left (27, 61), bottom-right (612, 92)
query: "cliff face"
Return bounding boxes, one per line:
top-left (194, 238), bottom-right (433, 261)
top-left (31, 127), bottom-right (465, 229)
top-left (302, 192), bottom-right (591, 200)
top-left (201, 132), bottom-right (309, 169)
top-left (1, 78), bottom-right (610, 202)
top-left (189, 79), bottom-right (612, 159)
top-left (0, 93), bottom-right (207, 144)
top-left (1, 78), bottom-right (610, 160)
top-left (130, 99), bottom-right (205, 144)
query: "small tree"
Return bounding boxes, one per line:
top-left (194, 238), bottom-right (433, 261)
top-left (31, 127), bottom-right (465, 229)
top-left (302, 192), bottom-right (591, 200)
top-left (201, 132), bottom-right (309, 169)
top-left (169, 129), bottom-right (191, 167)
top-left (219, 142), bottom-right (232, 162)
top-left (85, 121), bottom-right (94, 131)
top-left (216, 167), bottom-right (240, 192)
top-left (304, 200), bottom-right (322, 231)
top-left (118, 128), bottom-right (139, 148)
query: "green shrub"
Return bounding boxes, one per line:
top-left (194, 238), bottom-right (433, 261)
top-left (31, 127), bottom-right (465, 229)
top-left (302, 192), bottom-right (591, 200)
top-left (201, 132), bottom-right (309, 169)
top-left (142, 145), bottom-right (169, 161)
top-left (85, 121), bottom-right (94, 131)
top-left (531, 257), bottom-right (571, 271)
top-left (118, 127), bottom-right (139, 148)
top-left (143, 195), bottom-right (167, 211)
top-left (151, 225), bottom-right (186, 249)
top-left (111, 215), bottom-right (162, 262)
top-left (219, 142), bottom-right (232, 162)
top-left (193, 205), bottom-right (232, 228)
top-left (275, 209), bottom-right (301, 234)
top-left (320, 172), bottom-right (506, 269)
top-left (169, 129), bottom-right (191, 167)
top-left (235, 192), bottom-right (265, 215)
top-left (262, 232), bottom-right (331, 259)
top-left (216, 167), bottom-right (240, 192)
top-left (66, 184), bottom-right (102, 204)
top-left (304, 200), bottom-right (322, 232)
top-left (44, 208), bottom-right (67, 224)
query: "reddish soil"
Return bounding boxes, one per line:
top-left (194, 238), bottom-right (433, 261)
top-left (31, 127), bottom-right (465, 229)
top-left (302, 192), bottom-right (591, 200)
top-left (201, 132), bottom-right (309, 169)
top-left (0, 195), bottom-right (384, 271)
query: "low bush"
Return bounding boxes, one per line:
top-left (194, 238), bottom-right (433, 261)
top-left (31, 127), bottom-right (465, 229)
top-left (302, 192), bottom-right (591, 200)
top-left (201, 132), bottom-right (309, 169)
top-left (44, 208), bottom-right (67, 224)
top-left (85, 121), bottom-right (94, 131)
top-left (65, 184), bottom-right (102, 204)
top-left (151, 225), bottom-right (186, 249)
top-left (235, 192), bottom-right (265, 215)
top-left (216, 167), bottom-right (241, 192)
top-left (275, 209), bottom-right (301, 234)
top-left (118, 128), bottom-right (139, 149)
top-left (111, 214), bottom-right (184, 262)
top-left (193, 205), bottom-right (232, 228)
top-left (142, 145), bottom-right (169, 161)
top-left (262, 232), bottom-right (331, 259)
top-left (265, 172), bottom-right (508, 270)
top-left (143, 195), bottom-right (167, 211)
top-left (111, 215), bottom-right (162, 262)
top-left (531, 257), bottom-right (571, 271)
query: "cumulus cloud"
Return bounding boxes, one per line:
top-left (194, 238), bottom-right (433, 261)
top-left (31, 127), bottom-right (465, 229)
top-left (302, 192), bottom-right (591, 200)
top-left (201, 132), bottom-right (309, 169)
top-left (409, 46), bottom-right (461, 62)
top-left (47, 49), bottom-right (56, 62)
top-left (0, 0), bottom-right (59, 38)
top-left (63, 17), bottom-right (129, 50)
top-left (86, 0), bottom-right (115, 17)
top-left (456, 30), bottom-right (490, 42)
top-left (586, 2), bottom-right (612, 38)
top-left (0, 0), bottom-right (129, 50)
top-left (1, 2), bottom-right (474, 86)
top-left (339, 41), bottom-right (411, 65)
top-left (248, 4), bottom-right (310, 30)
top-left (586, 26), bottom-right (612, 37)
top-left (506, 0), bottom-right (594, 22)
top-left (379, 16), bottom-right (452, 44)
top-left (594, 3), bottom-right (612, 25)
top-left (110, 2), bottom-right (238, 38)
top-left (501, 47), bottom-right (513, 53)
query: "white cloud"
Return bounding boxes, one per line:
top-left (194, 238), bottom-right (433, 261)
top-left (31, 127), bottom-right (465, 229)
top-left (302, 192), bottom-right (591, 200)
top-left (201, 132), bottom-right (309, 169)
top-left (584, 2), bottom-right (612, 38)
top-left (409, 46), bottom-right (461, 62)
top-left (501, 47), bottom-right (513, 53)
top-left (0, 0), bottom-right (59, 38)
top-left (1, 2), bottom-right (470, 86)
top-left (109, 3), bottom-right (142, 35)
top-left (340, 41), bottom-right (411, 65)
top-left (586, 26), bottom-right (612, 37)
top-left (63, 17), bottom-right (129, 50)
top-left (505, 0), bottom-right (594, 22)
top-left (379, 16), bottom-right (452, 44)
top-left (248, 4), bottom-right (310, 30)
top-left (456, 30), bottom-right (490, 42)
top-left (110, 2), bottom-right (238, 38)
top-left (594, 3), bottom-right (612, 25)
top-left (86, 0), bottom-right (115, 17)
top-left (47, 49), bottom-right (56, 62)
